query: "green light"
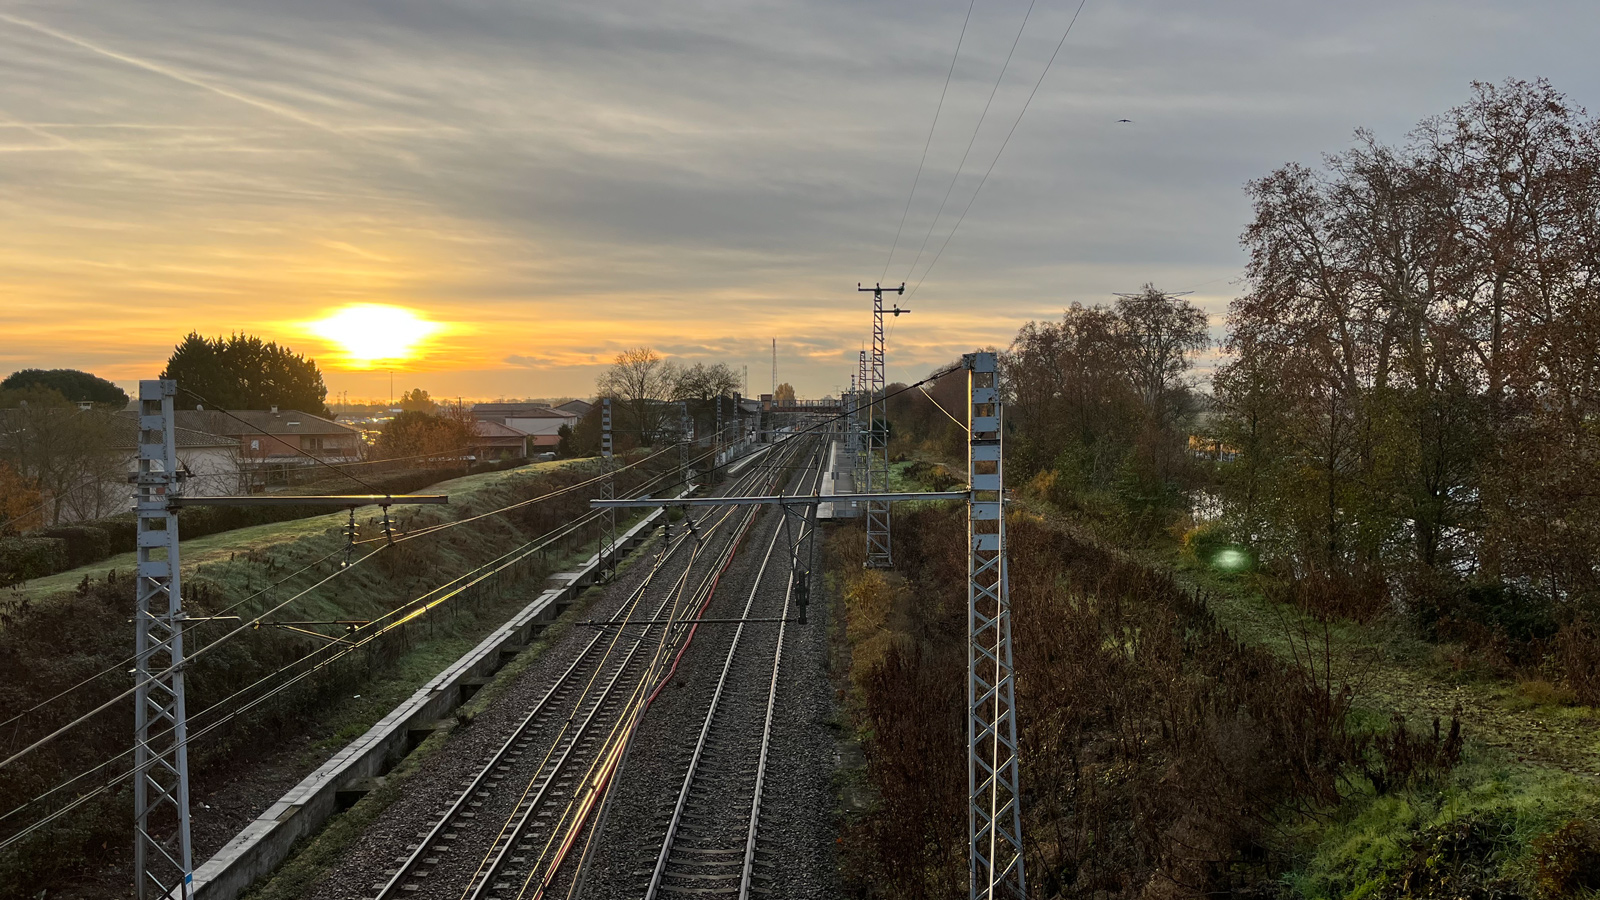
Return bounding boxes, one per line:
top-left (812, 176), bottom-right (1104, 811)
top-left (1212, 547), bottom-right (1250, 572)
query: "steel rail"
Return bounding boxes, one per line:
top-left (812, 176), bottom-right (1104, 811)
top-left (463, 624), bottom-right (657, 899)
top-left (740, 521), bottom-right (806, 899)
top-left (373, 442), bottom-right (782, 899)
top-left (644, 439), bottom-right (825, 899)
top-left (451, 438), bottom-right (811, 900)
top-left (506, 436), bottom-right (821, 900)
top-left (372, 522), bottom-right (698, 899)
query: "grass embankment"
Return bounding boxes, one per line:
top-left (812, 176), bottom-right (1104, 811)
top-left (1170, 547), bottom-right (1600, 898)
top-left (0, 455), bottom-right (665, 900)
top-left (825, 460), bottom-right (1600, 898)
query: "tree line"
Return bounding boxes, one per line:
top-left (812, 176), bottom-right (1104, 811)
top-left (567, 347), bottom-right (744, 453)
top-left (1215, 77), bottom-right (1600, 615)
top-left (890, 78), bottom-right (1600, 633)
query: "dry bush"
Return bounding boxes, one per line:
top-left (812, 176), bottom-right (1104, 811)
top-left (1262, 566), bottom-right (1391, 623)
top-left (836, 506), bottom-right (1386, 899)
top-left (1534, 819), bottom-right (1600, 898)
top-left (1553, 619), bottom-right (1600, 706)
top-left (1358, 714), bottom-right (1463, 795)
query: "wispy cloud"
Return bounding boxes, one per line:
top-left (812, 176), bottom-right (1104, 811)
top-left (0, 0), bottom-right (1596, 400)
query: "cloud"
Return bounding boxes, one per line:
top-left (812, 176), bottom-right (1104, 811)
top-left (503, 354), bottom-right (555, 369)
top-left (2, 0), bottom-right (1598, 399)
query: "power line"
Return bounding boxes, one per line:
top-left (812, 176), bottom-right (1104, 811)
top-left (0, 547), bottom-right (344, 737)
top-left (176, 387), bottom-right (385, 494)
top-left (0, 457), bottom-right (702, 849)
top-left (902, 0), bottom-right (1040, 286)
top-left (882, 0), bottom-right (977, 282)
top-left (909, 0), bottom-right (1089, 299)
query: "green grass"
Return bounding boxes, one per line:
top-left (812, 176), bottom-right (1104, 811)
top-left (15, 458), bottom-right (581, 603)
top-left (1155, 529), bottom-right (1600, 893)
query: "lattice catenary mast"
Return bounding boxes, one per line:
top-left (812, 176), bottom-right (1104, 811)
top-left (964, 351), bottom-right (1025, 899)
top-left (599, 397), bottom-right (616, 581)
top-left (858, 282), bottom-right (907, 568)
top-left (133, 380), bottom-right (194, 900)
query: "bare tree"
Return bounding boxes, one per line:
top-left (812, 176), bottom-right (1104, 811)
top-left (1114, 284), bottom-right (1210, 425)
top-left (597, 347), bottom-right (679, 446)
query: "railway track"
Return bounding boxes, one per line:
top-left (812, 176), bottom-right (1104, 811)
top-left (639, 440), bottom-right (825, 899)
top-left (369, 433), bottom-right (819, 900)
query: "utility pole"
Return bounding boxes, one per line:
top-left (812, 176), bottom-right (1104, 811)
top-left (964, 351), bottom-right (1025, 900)
top-left (600, 398), bottom-right (616, 581)
top-left (134, 380), bottom-right (194, 900)
top-left (858, 282), bottom-right (907, 568)
top-left (771, 338), bottom-right (777, 396)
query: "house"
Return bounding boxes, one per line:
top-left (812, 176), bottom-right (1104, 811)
top-left (0, 407), bottom-right (242, 524)
top-left (181, 408), bottom-right (363, 489)
top-left (470, 402), bottom-right (551, 424)
top-left (472, 403), bottom-right (576, 448)
top-left (472, 420), bottom-right (528, 460)
top-left (554, 398), bottom-right (592, 418)
top-left (110, 414), bottom-right (242, 498)
top-left (183, 409), bottom-right (362, 464)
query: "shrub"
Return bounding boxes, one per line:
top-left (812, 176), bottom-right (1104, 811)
top-left (1553, 619), bottom-right (1600, 706)
top-left (1533, 819), bottom-right (1600, 898)
top-left (29, 525), bottom-right (110, 568)
top-left (0, 537), bottom-right (67, 586)
top-left (1374, 816), bottom-right (1522, 899)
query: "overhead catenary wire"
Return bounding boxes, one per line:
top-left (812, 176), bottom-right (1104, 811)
top-left (0, 445), bottom-right (716, 839)
top-left (0, 546), bottom-right (346, 737)
top-left (907, 0), bottom-right (1089, 300)
top-left (0, 428), bottom-right (791, 855)
top-left (176, 386), bottom-right (386, 494)
top-left (0, 400), bottom-right (916, 846)
top-left (0, 446), bottom-right (688, 764)
top-left (0, 496), bottom-right (627, 846)
top-left (881, 0), bottom-right (977, 282)
top-left (901, 0), bottom-right (1040, 286)
top-left (0, 542), bottom-right (394, 774)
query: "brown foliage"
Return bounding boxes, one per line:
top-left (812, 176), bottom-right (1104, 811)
top-left (1534, 820), bottom-right (1600, 898)
top-left (835, 507), bottom-right (1413, 899)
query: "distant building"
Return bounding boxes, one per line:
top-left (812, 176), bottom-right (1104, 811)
top-left (182, 408), bottom-right (362, 489)
top-left (473, 403), bottom-right (576, 449)
top-left (472, 420), bottom-right (529, 460)
top-left (554, 398), bottom-right (592, 418)
top-left (470, 402), bottom-right (552, 423)
top-left (109, 413), bottom-right (241, 498)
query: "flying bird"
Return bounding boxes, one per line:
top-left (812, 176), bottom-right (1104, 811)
top-left (1116, 118), bottom-right (1133, 123)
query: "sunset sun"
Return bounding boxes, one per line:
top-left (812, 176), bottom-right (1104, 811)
top-left (309, 304), bottom-right (444, 367)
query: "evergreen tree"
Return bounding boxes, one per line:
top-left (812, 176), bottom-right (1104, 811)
top-left (162, 332), bottom-right (330, 416)
top-left (0, 369), bottom-right (128, 407)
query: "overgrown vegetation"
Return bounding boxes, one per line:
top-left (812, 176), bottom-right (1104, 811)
top-left (830, 508), bottom-right (1481, 898)
top-left (0, 454), bottom-right (669, 899)
top-left (841, 77), bottom-right (1600, 898)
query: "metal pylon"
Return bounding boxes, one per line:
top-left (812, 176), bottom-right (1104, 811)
top-left (858, 282), bottom-right (905, 568)
top-left (855, 351), bottom-right (868, 495)
top-left (678, 400), bottom-right (690, 480)
top-left (134, 379), bottom-right (194, 899)
top-left (964, 351), bottom-right (1025, 900)
top-left (600, 398), bottom-right (616, 581)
